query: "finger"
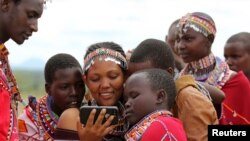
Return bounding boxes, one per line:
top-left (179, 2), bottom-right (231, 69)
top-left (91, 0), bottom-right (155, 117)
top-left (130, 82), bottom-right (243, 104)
top-left (95, 109), bottom-right (106, 125)
top-left (103, 115), bottom-right (115, 127)
top-left (77, 117), bottom-right (84, 131)
top-left (86, 109), bottom-right (96, 127)
top-left (102, 126), bottom-right (116, 136)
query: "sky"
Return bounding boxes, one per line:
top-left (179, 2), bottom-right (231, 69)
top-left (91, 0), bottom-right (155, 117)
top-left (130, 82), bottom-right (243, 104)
top-left (6, 0), bottom-right (250, 69)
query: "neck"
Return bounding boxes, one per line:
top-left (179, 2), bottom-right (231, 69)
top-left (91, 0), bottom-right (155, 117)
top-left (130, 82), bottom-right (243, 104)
top-left (0, 23), bottom-right (9, 44)
top-left (189, 53), bottom-right (215, 74)
top-left (0, 33), bottom-right (9, 44)
top-left (51, 101), bottom-right (62, 116)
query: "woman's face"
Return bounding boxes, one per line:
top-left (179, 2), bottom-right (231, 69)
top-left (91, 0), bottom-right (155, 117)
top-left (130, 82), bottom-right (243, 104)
top-left (224, 41), bottom-right (250, 74)
top-left (84, 57), bottom-right (124, 106)
top-left (176, 28), bottom-right (211, 63)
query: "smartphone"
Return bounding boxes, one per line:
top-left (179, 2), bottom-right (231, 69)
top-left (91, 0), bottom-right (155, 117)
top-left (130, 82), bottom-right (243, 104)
top-left (80, 105), bottom-right (119, 125)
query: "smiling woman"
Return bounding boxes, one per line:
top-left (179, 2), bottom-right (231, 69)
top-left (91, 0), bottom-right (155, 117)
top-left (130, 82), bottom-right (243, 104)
top-left (56, 42), bottom-right (129, 141)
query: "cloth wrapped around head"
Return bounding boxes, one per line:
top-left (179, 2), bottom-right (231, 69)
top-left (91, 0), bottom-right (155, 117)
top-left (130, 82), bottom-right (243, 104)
top-left (178, 12), bottom-right (216, 38)
top-left (84, 48), bottom-right (128, 72)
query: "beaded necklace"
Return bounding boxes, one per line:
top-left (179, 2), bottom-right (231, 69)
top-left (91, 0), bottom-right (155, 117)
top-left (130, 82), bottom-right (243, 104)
top-left (180, 53), bottom-right (231, 88)
top-left (125, 110), bottom-right (174, 141)
top-left (0, 44), bottom-right (20, 96)
top-left (0, 44), bottom-right (19, 141)
top-left (35, 95), bottom-right (59, 140)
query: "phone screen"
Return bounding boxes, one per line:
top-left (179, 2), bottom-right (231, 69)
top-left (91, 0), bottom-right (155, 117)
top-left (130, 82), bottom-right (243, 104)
top-left (79, 106), bottom-right (119, 125)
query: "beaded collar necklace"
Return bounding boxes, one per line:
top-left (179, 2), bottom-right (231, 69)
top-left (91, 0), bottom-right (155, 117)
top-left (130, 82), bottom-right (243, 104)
top-left (125, 110), bottom-right (173, 141)
top-left (0, 44), bottom-right (19, 141)
top-left (36, 95), bottom-right (59, 140)
top-left (180, 53), bottom-right (231, 88)
top-left (0, 44), bottom-right (20, 96)
top-left (183, 53), bottom-right (215, 81)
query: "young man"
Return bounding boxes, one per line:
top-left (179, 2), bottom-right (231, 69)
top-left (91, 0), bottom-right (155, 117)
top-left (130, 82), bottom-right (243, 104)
top-left (0, 0), bottom-right (46, 140)
top-left (127, 38), bottom-right (218, 141)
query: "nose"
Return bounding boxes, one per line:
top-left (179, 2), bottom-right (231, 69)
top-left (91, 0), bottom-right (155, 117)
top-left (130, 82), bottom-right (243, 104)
top-left (30, 20), bottom-right (38, 32)
top-left (100, 78), bottom-right (110, 89)
top-left (225, 57), bottom-right (233, 67)
top-left (177, 41), bottom-right (186, 52)
top-left (70, 86), bottom-right (77, 96)
top-left (124, 99), bottom-right (131, 109)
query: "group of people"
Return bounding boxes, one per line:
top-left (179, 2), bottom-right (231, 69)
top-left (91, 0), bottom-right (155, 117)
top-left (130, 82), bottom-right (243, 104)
top-left (1, 0), bottom-right (250, 141)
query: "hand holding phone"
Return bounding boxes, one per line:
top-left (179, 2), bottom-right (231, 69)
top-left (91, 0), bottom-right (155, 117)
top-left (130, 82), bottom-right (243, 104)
top-left (80, 106), bottom-right (119, 126)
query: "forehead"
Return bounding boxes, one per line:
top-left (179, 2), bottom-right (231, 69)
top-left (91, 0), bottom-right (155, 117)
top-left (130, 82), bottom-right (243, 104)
top-left (86, 58), bottom-right (123, 75)
top-left (181, 28), bottom-right (203, 36)
top-left (224, 42), bottom-right (247, 52)
top-left (125, 73), bottom-right (149, 88)
top-left (53, 68), bottom-right (81, 81)
top-left (18, 0), bottom-right (44, 13)
top-left (127, 61), bottom-right (153, 75)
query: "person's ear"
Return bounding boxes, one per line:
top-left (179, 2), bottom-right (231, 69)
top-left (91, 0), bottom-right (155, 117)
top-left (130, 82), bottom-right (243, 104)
top-left (156, 89), bottom-right (166, 104)
top-left (1, 0), bottom-right (10, 12)
top-left (207, 34), bottom-right (214, 44)
top-left (45, 83), bottom-right (51, 96)
top-left (82, 75), bottom-right (87, 84)
top-left (166, 67), bottom-right (174, 77)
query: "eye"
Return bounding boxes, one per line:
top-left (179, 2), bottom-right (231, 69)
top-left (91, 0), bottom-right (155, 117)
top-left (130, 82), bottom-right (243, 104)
top-left (27, 12), bottom-right (38, 19)
top-left (231, 55), bottom-right (241, 59)
top-left (89, 76), bottom-right (100, 82)
top-left (224, 55), bottom-right (228, 60)
top-left (109, 74), bottom-right (118, 80)
top-left (131, 92), bottom-right (139, 99)
top-left (183, 36), bottom-right (193, 42)
top-left (175, 36), bottom-right (180, 43)
top-left (60, 84), bottom-right (68, 90)
top-left (28, 13), bottom-right (35, 18)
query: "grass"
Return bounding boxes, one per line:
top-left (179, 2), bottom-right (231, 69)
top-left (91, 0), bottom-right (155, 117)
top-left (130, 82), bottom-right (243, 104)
top-left (13, 69), bottom-right (45, 115)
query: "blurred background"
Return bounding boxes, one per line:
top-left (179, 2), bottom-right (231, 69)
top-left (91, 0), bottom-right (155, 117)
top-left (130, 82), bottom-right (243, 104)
top-left (7, 0), bottom-right (250, 104)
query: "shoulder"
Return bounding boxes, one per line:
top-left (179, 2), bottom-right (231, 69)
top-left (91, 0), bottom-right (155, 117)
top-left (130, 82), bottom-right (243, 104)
top-left (176, 85), bottom-right (210, 104)
top-left (57, 108), bottom-right (79, 131)
top-left (175, 75), bottom-right (197, 93)
top-left (224, 71), bottom-right (250, 89)
top-left (141, 117), bottom-right (186, 141)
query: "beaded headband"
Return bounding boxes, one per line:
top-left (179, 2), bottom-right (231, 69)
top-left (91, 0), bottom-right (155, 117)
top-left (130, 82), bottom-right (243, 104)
top-left (179, 13), bottom-right (216, 37)
top-left (84, 48), bottom-right (128, 71)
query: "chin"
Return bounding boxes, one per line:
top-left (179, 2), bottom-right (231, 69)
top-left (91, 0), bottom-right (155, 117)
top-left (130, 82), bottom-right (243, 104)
top-left (13, 39), bottom-right (25, 45)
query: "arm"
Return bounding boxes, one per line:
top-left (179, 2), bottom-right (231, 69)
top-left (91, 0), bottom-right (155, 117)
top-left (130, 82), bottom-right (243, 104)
top-left (175, 86), bottom-right (218, 141)
top-left (57, 108), bottom-right (79, 131)
top-left (200, 82), bottom-right (225, 105)
top-left (174, 75), bottom-right (218, 141)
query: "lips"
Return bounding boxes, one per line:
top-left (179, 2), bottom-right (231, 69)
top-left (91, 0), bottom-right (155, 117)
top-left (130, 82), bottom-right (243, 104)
top-left (99, 92), bottom-right (114, 100)
top-left (228, 66), bottom-right (237, 72)
top-left (124, 110), bottom-right (133, 118)
top-left (23, 33), bottom-right (32, 40)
